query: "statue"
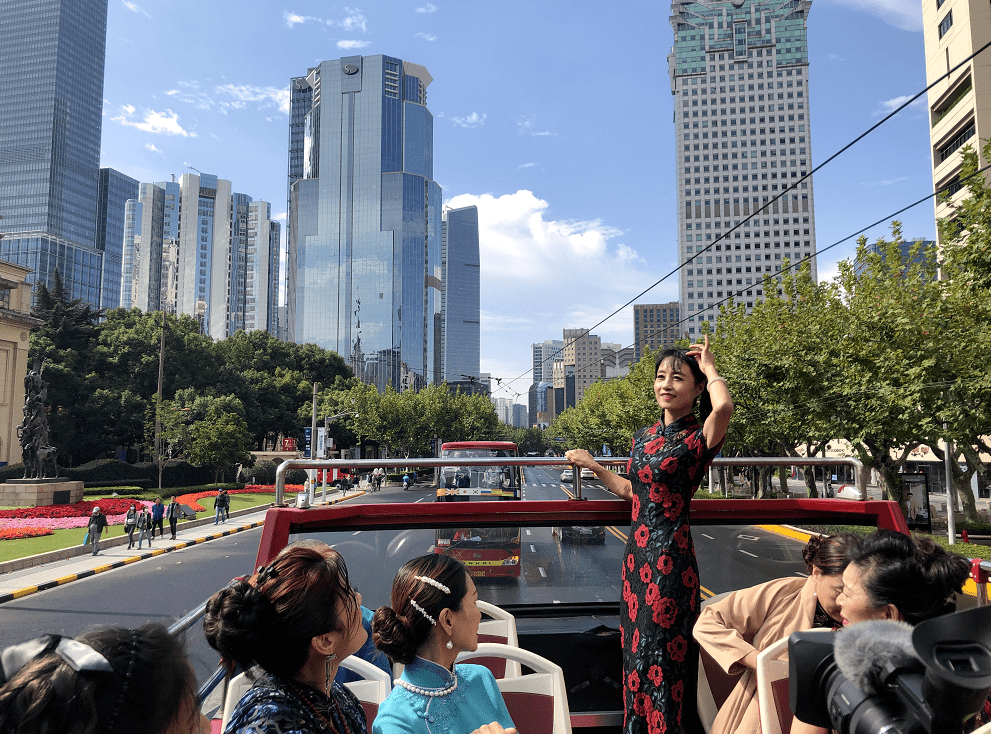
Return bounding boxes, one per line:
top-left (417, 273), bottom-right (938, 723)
top-left (16, 359), bottom-right (59, 480)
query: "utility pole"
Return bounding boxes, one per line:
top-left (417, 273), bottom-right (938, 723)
top-left (310, 382), bottom-right (320, 503)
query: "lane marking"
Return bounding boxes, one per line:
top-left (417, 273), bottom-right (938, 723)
top-left (414, 497), bottom-right (427, 503)
top-left (530, 545), bottom-right (536, 553)
top-left (538, 567), bottom-right (547, 578)
top-left (738, 534), bottom-right (761, 541)
top-left (553, 600), bottom-right (560, 604)
top-left (700, 533), bottom-right (715, 540)
top-left (738, 549), bottom-right (758, 558)
top-left (700, 585), bottom-right (716, 599)
top-left (794, 572), bottom-right (809, 577)
top-left (607, 527), bottom-right (628, 541)
top-left (525, 530), bottom-right (531, 536)
top-left (352, 531), bottom-right (362, 535)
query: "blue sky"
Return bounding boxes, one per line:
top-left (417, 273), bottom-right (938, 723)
top-left (101, 0), bottom-right (937, 402)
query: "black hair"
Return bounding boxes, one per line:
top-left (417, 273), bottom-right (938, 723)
top-left (372, 554), bottom-right (470, 665)
top-left (850, 529), bottom-right (971, 625)
top-left (0, 624), bottom-right (195, 734)
top-left (654, 348), bottom-right (712, 424)
top-left (802, 532), bottom-right (861, 576)
top-left (203, 541), bottom-right (358, 679)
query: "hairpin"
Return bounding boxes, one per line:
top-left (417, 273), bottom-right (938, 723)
top-left (102, 630), bottom-right (139, 734)
top-left (0, 635), bottom-right (114, 686)
top-left (415, 575), bottom-right (450, 594)
top-left (256, 564), bottom-right (279, 583)
top-left (409, 600), bottom-right (436, 625)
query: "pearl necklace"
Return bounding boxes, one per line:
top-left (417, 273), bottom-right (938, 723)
top-left (393, 672), bottom-right (459, 697)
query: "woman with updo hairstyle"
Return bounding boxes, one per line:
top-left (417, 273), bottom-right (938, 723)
top-left (693, 532), bottom-right (862, 734)
top-left (204, 541), bottom-right (369, 734)
top-left (0, 623), bottom-right (207, 734)
top-left (371, 554), bottom-right (516, 734)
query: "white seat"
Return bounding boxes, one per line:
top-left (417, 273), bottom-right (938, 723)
top-left (973, 721), bottom-right (991, 734)
top-left (220, 668), bottom-right (257, 734)
top-left (697, 591), bottom-right (733, 733)
top-left (756, 635), bottom-right (792, 734)
top-left (457, 642), bottom-right (572, 734)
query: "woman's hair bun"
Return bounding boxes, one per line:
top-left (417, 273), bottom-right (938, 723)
top-left (371, 606), bottom-right (418, 665)
top-left (203, 579), bottom-right (276, 671)
top-left (801, 535), bottom-right (823, 569)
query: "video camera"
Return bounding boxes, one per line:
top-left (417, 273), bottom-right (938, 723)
top-left (789, 605), bottom-right (991, 734)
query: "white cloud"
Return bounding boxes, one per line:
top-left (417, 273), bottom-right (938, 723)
top-left (122, 1), bottom-right (150, 17)
top-left (416, 32), bottom-right (437, 41)
top-left (518, 162), bottom-right (536, 169)
top-left (517, 115), bottom-right (558, 137)
top-left (337, 40), bottom-right (371, 49)
top-left (877, 94), bottom-right (925, 114)
top-left (449, 112), bottom-right (486, 128)
top-left (284, 11), bottom-right (310, 27)
top-left (285, 8), bottom-right (368, 32)
top-left (144, 143), bottom-right (163, 154)
top-left (273, 212), bottom-right (287, 222)
top-left (818, 0), bottom-right (921, 32)
top-left (827, 53), bottom-right (844, 61)
top-left (112, 107), bottom-right (196, 136)
top-left (215, 84), bottom-right (291, 115)
top-left (161, 82), bottom-right (291, 116)
top-left (862, 176), bottom-right (908, 186)
top-left (416, 3), bottom-right (438, 12)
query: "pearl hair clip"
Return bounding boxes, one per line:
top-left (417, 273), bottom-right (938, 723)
top-left (409, 600), bottom-right (436, 625)
top-left (415, 575), bottom-right (451, 594)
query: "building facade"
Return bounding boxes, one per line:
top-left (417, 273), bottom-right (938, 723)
top-left (0, 0), bottom-right (110, 304)
top-left (562, 328), bottom-right (601, 403)
top-left (600, 342), bottom-right (636, 380)
top-left (245, 201), bottom-right (281, 335)
top-left (287, 55), bottom-right (442, 392)
top-left (922, 0), bottom-right (991, 239)
top-left (634, 302), bottom-right (682, 360)
top-left (0, 261), bottom-right (42, 465)
top-left (532, 339), bottom-right (564, 384)
top-left (96, 168), bottom-right (138, 310)
top-left (669, 0), bottom-right (818, 335)
top-left (441, 204), bottom-right (480, 385)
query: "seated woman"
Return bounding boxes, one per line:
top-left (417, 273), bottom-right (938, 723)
top-left (372, 554), bottom-right (517, 734)
top-left (0, 623), bottom-right (208, 734)
top-left (204, 540), bottom-right (370, 734)
top-left (694, 532), bottom-right (861, 734)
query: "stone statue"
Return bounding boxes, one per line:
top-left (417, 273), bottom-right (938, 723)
top-left (16, 359), bottom-right (58, 480)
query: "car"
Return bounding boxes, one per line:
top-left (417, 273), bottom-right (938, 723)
top-left (557, 525), bottom-right (606, 544)
top-left (580, 467), bottom-right (595, 480)
top-left (560, 468), bottom-right (574, 483)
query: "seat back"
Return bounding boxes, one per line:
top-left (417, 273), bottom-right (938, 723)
top-left (341, 655), bottom-right (393, 729)
top-left (475, 600), bottom-right (522, 678)
top-left (457, 642), bottom-right (572, 734)
top-left (756, 636), bottom-right (792, 734)
top-left (696, 592), bottom-right (740, 733)
top-left (220, 670), bottom-right (256, 734)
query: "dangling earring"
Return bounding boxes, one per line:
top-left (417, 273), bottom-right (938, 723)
top-left (445, 639), bottom-right (454, 650)
top-left (325, 653), bottom-right (338, 696)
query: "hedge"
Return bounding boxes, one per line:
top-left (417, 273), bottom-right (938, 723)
top-left (0, 459), bottom-right (217, 489)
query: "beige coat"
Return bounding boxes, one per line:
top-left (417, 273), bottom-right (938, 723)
top-left (694, 575), bottom-right (822, 734)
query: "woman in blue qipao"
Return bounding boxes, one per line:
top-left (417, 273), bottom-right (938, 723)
top-left (567, 335), bottom-right (734, 734)
top-left (372, 555), bottom-right (517, 734)
top-left (204, 540), bottom-right (370, 734)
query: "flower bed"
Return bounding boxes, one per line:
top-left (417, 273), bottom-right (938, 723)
top-left (0, 498), bottom-right (139, 520)
top-left (176, 485), bottom-right (282, 513)
top-left (0, 500), bottom-right (153, 531)
top-left (0, 526), bottom-right (55, 541)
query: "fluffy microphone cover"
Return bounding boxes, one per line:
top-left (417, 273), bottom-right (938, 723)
top-left (834, 620), bottom-right (919, 695)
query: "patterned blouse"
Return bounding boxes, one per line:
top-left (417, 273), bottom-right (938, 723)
top-left (224, 673), bottom-right (368, 734)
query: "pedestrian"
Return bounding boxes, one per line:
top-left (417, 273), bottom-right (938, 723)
top-left (124, 503), bottom-right (138, 549)
top-left (566, 335), bottom-right (733, 734)
top-left (166, 495), bottom-right (180, 540)
top-left (220, 488), bottom-right (230, 522)
top-left (136, 505), bottom-right (152, 549)
top-left (87, 507), bottom-right (108, 556)
top-left (214, 489), bottom-right (226, 525)
top-left (151, 497), bottom-right (165, 538)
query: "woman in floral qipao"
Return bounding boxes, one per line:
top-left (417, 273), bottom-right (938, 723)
top-left (567, 335), bottom-right (733, 734)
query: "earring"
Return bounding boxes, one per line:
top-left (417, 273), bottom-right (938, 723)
top-left (445, 640), bottom-right (454, 650)
top-left (325, 653), bottom-right (338, 696)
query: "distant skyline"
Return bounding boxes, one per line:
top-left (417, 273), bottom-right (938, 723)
top-left (97, 0), bottom-right (942, 400)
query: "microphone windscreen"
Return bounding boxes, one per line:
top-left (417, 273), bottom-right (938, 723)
top-left (834, 620), bottom-right (919, 695)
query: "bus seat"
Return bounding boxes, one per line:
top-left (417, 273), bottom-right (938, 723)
top-left (458, 643), bottom-right (572, 734)
top-left (972, 721), bottom-right (991, 734)
top-left (476, 600), bottom-right (522, 678)
top-left (697, 592), bottom-right (740, 732)
top-left (341, 655), bottom-right (393, 729)
top-left (756, 636), bottom-right (792, 734)
top-left (220, 668), bottom-right (259, 734)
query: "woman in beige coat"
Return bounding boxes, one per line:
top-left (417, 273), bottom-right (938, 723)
top-left (693, 533), bottom-right (860, 734)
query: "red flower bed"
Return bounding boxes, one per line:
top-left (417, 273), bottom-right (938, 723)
top-left (0, 498), bottom-right (136, 520)
top-left (0, 526), bottom-right (54, 541)
top-left (175, 486), bottom-right (281, 513)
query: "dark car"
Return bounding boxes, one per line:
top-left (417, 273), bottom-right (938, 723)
top-left (557, 525), bottom-right (606, 544)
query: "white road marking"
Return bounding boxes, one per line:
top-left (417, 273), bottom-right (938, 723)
top-left (414, 498), bottom-right (426, 503)
top-left (738, 534), bottom-right (761, 541)
top-left (530, 545), bottom-right (536, 553)
top-left (525, 529), bottom-right (531, 536)
top-left (700, 533), bottom-right (714, 540)
top-left (552, 600), bottom-right (560, 604)
top-left (738, 549), bottom-right (758, 558)
top-left (352, 531), bottom-right (361, 536)
top-left (538, 567), bottom-right (547, 577)
top-left (794, 572), bottom-right (810, 577)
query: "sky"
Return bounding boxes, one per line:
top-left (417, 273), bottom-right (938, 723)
top-left (100, 0), bottom-right (941, 403)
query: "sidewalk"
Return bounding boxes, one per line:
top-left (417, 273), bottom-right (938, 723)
top-left (0, 490), bottom-right (364, 604)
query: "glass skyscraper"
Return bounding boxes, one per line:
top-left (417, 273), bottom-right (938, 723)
top-left (669, 0), bottom-right (817, 335)
top-left (0, 0), bottom-right (110, 304)
top-left (96, 168), bottom-right (138, 310)
top-left (441, 205), bottom-right (480, 385)
top-left (288, 55), bottom-right (442, 392)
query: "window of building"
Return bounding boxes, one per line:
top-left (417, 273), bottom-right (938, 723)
top-left (937, 10), bottom-right (953, 38)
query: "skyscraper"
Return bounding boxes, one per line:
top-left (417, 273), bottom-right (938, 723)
top-left (633, 302), bottom-right (681, 360)
top-left (0, 0), bottom-right (110, 304)
top-left (441, 205), bottom-right (480, 385)
top-left (669, 0), bottom-right (818, 335)
top-left (96, 168), bottom-right (138, 310)
top-left (532, 339), bottom-right (565, 384)
top-left (287, 55), bottom-right (442, 392)
top-left (562, 328), bottom-right (601, 403)
top-left (121, 180), bottom-right (179, 312)
top-left (245, 201), bottom-right (281, 335)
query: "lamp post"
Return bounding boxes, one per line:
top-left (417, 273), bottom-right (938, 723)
top-left (154, 310), bottom-right (170, 491)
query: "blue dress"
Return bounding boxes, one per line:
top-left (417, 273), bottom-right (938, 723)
top-left (336, 607), bottom-right (393, 685)
top-left (224, 673), bottom-right (368, 734)
top-left (622, 414), bottom-right (722, 734)
top-left (373, 657), bottom-right (514, 734)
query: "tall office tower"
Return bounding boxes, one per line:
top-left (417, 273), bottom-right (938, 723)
top-left (0, 0), bottom-right (110, 304)
top-left (600, 343), bottom-right (636, 379)
top-left (512, 404), bottom-right (528, 428)
top-left (562, 328), bottom-right (601, 403)
top-left (121, 180), bottom-right (179, 312)
top-left (245, 201), bottom-right (281, 335)
top-left (96, 168), bottom-right (138, 310)
top-left (441, 205), bottom-right (480, 385)
top-left (923, 0), bottom-right (990, 241)
top-left (669, 0), bottom-right (817, 335)
top-left (287, 56), bottom-right (442, 392)
top-left (633, 302), bottom-right (682, 360)
top-left (532, 339), bottom-right (565, 383)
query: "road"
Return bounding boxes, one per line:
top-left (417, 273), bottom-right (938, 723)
top-left (0, 468), bottom-right (809, 689)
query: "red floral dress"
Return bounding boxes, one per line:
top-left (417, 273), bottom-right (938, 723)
top-left (621, 414), bottom-right (722, 734)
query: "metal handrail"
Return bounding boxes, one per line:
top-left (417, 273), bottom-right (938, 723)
top-left (274, 455), bottom-right (868, 504)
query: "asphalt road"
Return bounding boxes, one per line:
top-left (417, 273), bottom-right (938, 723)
top-left (0, 469), bottom-right (810, 690)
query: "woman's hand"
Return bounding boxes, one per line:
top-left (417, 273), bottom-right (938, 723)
top-left (565, 449), bottom-right (598, 470)
top-left (686, 334), bottom-right (717, 378)
top-left (471, 724), bottom-right (518, 734)
top-left (565, 450), bottom-right (633, 501)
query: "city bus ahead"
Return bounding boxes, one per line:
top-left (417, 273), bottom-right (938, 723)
top-left (435, 440), bottom-right (522, 578)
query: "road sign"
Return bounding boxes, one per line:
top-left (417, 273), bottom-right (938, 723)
top-left (317, 427), bottom-right (326, 458)
top-left (304, 427), bottom-right (312, 458)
